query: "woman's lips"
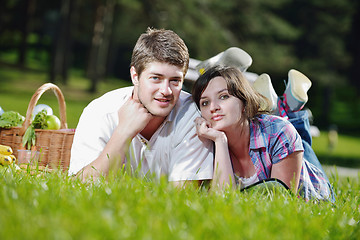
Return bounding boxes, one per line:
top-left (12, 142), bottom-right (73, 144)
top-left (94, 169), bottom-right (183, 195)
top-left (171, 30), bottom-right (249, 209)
top-left (212, 114), bottom-right (223, 121)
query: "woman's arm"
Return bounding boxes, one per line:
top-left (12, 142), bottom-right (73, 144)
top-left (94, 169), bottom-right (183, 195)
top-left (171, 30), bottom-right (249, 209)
top-left (271, 151), bottom-right (303, 191)
top-left (195, 117), bottom-right (235, 189)
top-left (213, 135), bottom-right (236, 189)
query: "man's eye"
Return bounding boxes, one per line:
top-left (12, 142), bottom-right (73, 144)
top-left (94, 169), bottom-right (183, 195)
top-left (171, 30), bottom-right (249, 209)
top-left (151, 76), bottom-right (160, 81)
top-left (170, 79), bottom-right (181, 85)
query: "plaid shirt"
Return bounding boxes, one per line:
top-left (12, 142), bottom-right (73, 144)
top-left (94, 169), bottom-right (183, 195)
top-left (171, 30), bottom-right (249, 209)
top-left (249, 114), bottom-right (332, 201)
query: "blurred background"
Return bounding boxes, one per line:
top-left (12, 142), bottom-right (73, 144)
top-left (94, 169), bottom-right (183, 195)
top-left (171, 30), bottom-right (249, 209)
top-left (1, 0), bottom-right (360, 169)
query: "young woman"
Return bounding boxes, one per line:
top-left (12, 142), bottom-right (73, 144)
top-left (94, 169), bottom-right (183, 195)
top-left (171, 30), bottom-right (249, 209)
top-left (192, 66), bottom-right (334, 202)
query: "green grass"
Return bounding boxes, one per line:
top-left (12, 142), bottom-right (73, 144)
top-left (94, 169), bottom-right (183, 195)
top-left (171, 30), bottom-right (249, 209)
top-left (312, 132), bottom-right (360, 168)
top-left (0, 165), bottom-right (359, 240)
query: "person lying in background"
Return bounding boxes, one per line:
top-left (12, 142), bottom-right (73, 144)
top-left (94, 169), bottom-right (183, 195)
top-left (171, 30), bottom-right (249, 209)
top-left (192, 66), bottom-right (334, 202)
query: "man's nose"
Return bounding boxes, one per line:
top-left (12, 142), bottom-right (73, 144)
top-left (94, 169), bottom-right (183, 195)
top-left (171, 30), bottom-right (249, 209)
top-left (159, 81), bottom-right (172, 95)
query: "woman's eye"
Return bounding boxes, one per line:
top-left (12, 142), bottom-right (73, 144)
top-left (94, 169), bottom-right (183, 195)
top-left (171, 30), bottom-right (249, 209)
top-left (220, 94), bottom-right (229, 100)
top-left (200, 101), bottom-right (209, 107)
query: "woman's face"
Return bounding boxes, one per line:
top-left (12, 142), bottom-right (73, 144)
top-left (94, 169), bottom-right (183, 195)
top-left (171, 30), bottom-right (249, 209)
top-left (199, 76), bottom-right (245, 131)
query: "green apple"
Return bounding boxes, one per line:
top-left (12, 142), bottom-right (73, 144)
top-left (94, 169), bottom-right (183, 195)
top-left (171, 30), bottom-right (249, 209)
top-left (45, 115), bottom-right (61, 130)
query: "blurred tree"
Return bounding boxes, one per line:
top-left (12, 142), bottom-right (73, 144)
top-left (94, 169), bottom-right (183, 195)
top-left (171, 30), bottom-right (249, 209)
top-left (86, 0), bottom-right (115, 92)
top-left (49, 0), bottom-right (76, 85)
top-left (348, 0), bottom-right (360, 95)
top-left (285, 0), bottom-right (354, 128)
top-left (206, 0), bottom-right (300, 79)
top-left (106, 0), bottom-right (146, 80)
top-left (18, 0), bottom-right (36, 67)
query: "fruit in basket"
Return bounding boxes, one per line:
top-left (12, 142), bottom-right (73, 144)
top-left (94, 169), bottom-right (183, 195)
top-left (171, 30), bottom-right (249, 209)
top-left (45, 115), bottom-right (61, 130)
top-left (9, 154), bottom-right (16, 163)
top-left (0, 144), bottom-right (14, 166)
top-left (32, 108), bottom-right (60, 130)
top-left (0, 144), bottom-right (13, 155)
top-left (22, 109), bottom-right (61, 149)
top-left (0, 154), bottom-right (13, 166)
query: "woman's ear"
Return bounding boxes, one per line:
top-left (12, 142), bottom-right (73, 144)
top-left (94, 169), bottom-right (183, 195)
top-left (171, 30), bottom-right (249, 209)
top-left (130, 66), bottom-right (139, 85)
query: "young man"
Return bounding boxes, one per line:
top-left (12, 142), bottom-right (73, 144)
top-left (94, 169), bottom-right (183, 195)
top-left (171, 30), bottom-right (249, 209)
top-left (69, 28), bottom-right (214, 185)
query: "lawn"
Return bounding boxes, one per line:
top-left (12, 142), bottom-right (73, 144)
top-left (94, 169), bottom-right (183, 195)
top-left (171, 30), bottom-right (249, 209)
top-left (0, 165), bottom-right (359, 240)
top-left (313, 133), bottom-right (360, 168)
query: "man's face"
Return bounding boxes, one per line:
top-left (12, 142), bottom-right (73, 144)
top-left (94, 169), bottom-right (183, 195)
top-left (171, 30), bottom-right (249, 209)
top-left (131, 61), bottom-right (184, 117)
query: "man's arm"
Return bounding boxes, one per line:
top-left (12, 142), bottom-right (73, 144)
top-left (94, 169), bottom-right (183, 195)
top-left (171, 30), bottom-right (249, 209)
top-left (76, 97), bottom-right (152, 182)
top-left (167, 102), bottom-right (214, 185)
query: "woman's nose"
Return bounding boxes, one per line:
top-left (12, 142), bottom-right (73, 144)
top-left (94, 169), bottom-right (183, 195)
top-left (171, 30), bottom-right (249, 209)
top-left (210, 101), bottom-right (220, 112)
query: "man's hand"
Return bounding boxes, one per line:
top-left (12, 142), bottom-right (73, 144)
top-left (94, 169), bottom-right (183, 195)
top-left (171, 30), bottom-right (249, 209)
top-left (77, 96), bottom-right (153, 182)
top-left (117, 96), bottom-right (153, 138)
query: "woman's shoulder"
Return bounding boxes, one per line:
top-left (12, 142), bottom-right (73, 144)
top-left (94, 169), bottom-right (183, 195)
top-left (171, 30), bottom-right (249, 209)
top-left (255, 114), bottom-right (290, 129)
top-left (251, 114), bottom-right (299, 141)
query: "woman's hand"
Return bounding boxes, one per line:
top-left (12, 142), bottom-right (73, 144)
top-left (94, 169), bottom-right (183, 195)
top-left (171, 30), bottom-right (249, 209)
top-left (194, 117), bottom-right (227, 143)
top-left (195, 117), bottom-right (235, 190)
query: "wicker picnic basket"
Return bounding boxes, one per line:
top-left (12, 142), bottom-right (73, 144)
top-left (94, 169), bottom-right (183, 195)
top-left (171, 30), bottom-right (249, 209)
top-left (0, 83), bottom-right (75, 171)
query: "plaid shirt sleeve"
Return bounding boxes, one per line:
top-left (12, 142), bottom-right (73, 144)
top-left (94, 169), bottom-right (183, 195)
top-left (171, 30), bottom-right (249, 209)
top-left (270, 119), bottom-right (304, 164)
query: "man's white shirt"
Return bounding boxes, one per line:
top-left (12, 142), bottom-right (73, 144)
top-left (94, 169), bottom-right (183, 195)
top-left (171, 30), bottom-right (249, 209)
top-left (69, 87), bottom-right (214, 181)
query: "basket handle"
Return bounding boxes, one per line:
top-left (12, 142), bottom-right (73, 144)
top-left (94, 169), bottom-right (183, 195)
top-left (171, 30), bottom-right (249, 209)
top-left (19, 83), bottom-right (68, 135)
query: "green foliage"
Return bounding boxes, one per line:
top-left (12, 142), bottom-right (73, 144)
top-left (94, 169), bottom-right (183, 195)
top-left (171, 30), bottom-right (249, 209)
top-left (0, 111), bottom-right (25, 128)
top-left (22, 109), bottom-right (48, 150)
top-left (0, 165), bottom-right (359, 240)
top-left (32, 109), bottom-right (48, 129)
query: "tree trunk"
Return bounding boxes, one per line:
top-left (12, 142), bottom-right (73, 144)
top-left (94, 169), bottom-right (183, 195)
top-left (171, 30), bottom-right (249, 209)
top-left (87, 0), bottom-right (115, 93)
top-left (18, 0), bottom-right (36, 67)
top-left (49, 0), bottom-right (74, 84)
top-left (349, 4), bottom-right (360, 96)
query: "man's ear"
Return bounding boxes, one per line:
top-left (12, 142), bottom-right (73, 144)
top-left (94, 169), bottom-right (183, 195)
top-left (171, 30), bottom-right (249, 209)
top-left (130, 66), bottom-right (139, 85)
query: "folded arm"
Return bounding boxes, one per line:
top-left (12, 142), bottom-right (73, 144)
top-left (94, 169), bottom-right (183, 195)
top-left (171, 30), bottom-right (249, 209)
top-left (76, 97), bottom-right (152, 182)
top-left (194, 117), bottom-right (235, 190)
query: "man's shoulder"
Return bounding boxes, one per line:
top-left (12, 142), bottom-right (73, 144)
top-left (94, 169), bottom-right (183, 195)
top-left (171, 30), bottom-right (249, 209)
top-left (85, 86), bottom-right (133, 113)
top-left (173, 90), bottom-right (200, 119)
top-left (95, 86), bottom-right (133, 103)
